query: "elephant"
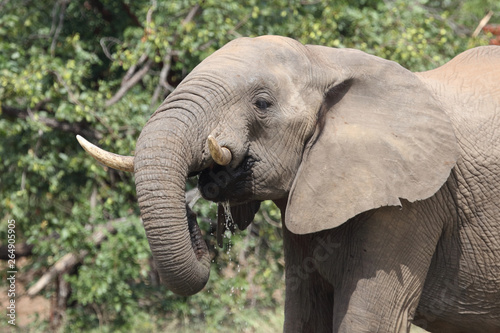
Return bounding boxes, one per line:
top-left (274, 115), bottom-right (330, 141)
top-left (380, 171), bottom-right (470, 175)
top-left (77, 36), bottom-right (500, 332)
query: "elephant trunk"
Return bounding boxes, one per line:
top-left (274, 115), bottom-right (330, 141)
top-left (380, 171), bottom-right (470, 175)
top-left (134, 111), bottom-right (211, 296)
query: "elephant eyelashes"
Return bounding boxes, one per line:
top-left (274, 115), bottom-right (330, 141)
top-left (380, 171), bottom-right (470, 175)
top-left (254, 98), bottom-right (271, 110)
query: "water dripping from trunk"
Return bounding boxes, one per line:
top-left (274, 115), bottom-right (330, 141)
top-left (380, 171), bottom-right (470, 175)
top-left (216, 201), bottom-right (234, 248)
top-left (221, 201), bottom-right (233, 229)
top-left (222, 201), bottom-right (233, 256)
top-left (218, 201), bottom-right (239, 299)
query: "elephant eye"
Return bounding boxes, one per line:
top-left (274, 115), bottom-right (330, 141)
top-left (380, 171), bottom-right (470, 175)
top-left (254, 98), bottom-right (271, 110)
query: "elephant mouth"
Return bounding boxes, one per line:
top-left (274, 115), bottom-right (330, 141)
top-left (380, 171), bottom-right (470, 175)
top-left (197, 156), bottom-right (256, 203)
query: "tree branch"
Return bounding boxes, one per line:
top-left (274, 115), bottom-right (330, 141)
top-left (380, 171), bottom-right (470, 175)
top-left (27, 252), bottom-right (81, 297)
top-left (100, 37), bottom-right (122, 61)
top-left (472, 10), bottom-right (494, 37)
top-left (262, 210), bottom-right (282, 228)
top-left (186, 187), bottom-right (201, 208)
top-left (50, 70), bottom-right (115, 135)
top-left (150, 52), bottom-right (175, 107)
top-left (1, 105), bottom-right (102, 140)
top-left (150, 4), bottom-right (201, 106)
top-left (0, 0), bottom-right (8, 12)
top-left (182, 4), bottom-right (200, 25)
top-left (121, 2), bottom-right (143, 28)
top-left (122, 53), bottom-right (148, 83)
top-left (27, 218), bottom-right (128, 297)
top-left (105, 3), bottom-right (201, 107)
top-left (146, 0), bottom-right (157, 27)
top-left (87, 0), bottom-right (113, 22)
top-left (50, 0), bottom-right (69, 57)
top-left (105, 58), bottom-right (153, 107)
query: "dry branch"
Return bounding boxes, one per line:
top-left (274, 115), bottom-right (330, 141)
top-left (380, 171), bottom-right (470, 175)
top-left (105, 58), bottom-right (153, 107)
top-left (27, 218), bottom-right (127, 297)
top-left (100, 37), bottom-right (122, 60)
top-left (1, 105), bottom-right (102, 140)
top-left (50, 0), bottom-right (69, 57)
top-left (262, 210), bottom-right (282, 228)
top-left (150, 52), bottom-right (175, 107)
top-left (182, 4), bottom-right (200, 25)
top-left (121, 2), bottom-right (143, 28)
top-left (110, 4), bottom-right (203, 107)
top-left (123, 53), bottom-right (149, 83)
top-left (472, 10), bottom-right (494, 37)
top-left (27, 252), bottom-right (82, 297)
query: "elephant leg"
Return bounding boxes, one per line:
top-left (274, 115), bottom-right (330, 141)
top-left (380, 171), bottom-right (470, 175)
top-left (283, 224), bottom-right (335, 333)
top-left (332, 201), bottom-right (446, 333)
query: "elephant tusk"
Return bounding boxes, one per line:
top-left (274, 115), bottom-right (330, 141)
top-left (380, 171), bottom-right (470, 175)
top-left (76, 135), bottom-right (134, 172)
top-left (207, 135), bottom-right (232, 166)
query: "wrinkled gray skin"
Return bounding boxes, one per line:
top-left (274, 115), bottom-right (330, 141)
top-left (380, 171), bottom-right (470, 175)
top-left (132, 36), bottom-right (500, 332)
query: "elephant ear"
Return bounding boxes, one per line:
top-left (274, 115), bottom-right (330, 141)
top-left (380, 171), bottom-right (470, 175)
top-left (286, 46), bottom-right (459, 235)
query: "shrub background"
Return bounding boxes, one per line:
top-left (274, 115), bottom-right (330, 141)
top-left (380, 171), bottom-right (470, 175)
top-left (0, 0), bottom-right (497, 331)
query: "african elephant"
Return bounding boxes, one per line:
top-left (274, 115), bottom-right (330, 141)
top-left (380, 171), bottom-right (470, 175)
top-left (77, 36), bottom-right (500, 332)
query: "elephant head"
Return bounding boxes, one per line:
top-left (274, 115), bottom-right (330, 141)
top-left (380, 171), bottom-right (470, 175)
top-left (78, 36), bottom-right (458, 296)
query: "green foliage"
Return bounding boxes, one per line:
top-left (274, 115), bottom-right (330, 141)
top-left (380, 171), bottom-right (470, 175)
top-left (0, 0), bottom-right (494, 331)
top-left (65, 218), bottom-right (151, 330)
top-left (428, 0), bottom-right (500, 27)
top-left (62, 201), bottom-right (284, 332)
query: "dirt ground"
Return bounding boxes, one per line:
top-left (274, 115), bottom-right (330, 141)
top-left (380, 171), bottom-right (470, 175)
top-left (0, 258), bottom-right (50, 329)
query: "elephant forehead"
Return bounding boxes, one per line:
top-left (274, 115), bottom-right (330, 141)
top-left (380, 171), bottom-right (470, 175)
top-left (188, 63), bottom-right (280, 92)
top-left (201, 36), bottom-right (309, 71)
top-left (189, 60), bottom-right (297, 94)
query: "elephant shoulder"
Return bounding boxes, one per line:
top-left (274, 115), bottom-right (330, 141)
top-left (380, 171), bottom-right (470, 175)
top-left (448, 45), bottom-right (500, 65)
top-left (417, 46), bottom-right (500, 87)
top-left (416, 47), bottom-right (500, 167)
top-left (416, 46), bottom-right (500, 110)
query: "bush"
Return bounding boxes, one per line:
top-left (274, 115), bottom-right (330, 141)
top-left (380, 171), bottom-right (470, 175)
top-left (0, 0), bottom-right (495, 331)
